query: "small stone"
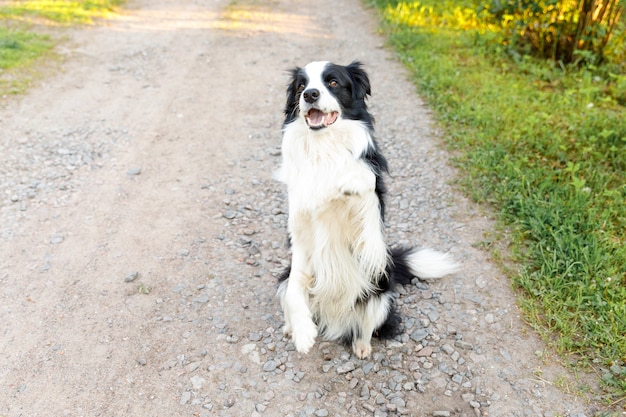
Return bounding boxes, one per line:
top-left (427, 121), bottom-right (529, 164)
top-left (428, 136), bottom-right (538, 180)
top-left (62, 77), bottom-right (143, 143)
top-left (416, 346), bottom-right (433, 357)
top-left (349, 377), bottom-right (359, 389)
top-left (223, 211), bottom-right (237, 219)
top-left (433, 411), bottom-right (450, 417)
top-left (127, 167), bottom-right (142, 176)
top-left (315, 409), bottom-right (329, 417)
top-left (454, 340), bottom-right (473, 350)
top-left (180, 391), bottom-right (191, 405)
top-left (410, 329), bottom-right (428, 342)
top-left (363, 403), bottom-right (376, 412)
top-left (462, 393), bottom-right (475, 402)
top-left (185, 362), bottom-right (200, 372)
top-left (50, 236), bottom-right (64, 245)
top-left (124, 272), bottom-right (139, 282)
top-left (336, 361), bottom-right (356, 374)
top-left (441, 344), bottom-right (454, 355)
top-left (263, 360), bottom-right (277, 372)
top-left (137, 358), bottom-right (147, 366)
top-left (362, 362), bottom-right (375, 375)
top-left (391, 397), bottom-right (406, 408)
top-left (248, 332), bottom-right (262, 341)
top-left (190, 375), bottom-right (206, 390)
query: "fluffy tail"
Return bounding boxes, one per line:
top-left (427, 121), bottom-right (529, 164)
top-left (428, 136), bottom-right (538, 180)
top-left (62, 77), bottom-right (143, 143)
top-left (390, 247), bottom-right (459, 285)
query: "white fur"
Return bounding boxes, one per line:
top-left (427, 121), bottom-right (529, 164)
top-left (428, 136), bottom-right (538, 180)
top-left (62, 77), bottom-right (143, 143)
top-left (405, 248), bottom-right (460, 279)
top-left (278, 116), bottom-right (386, 356)
top-left (276, 62), bottom-right (458, 358)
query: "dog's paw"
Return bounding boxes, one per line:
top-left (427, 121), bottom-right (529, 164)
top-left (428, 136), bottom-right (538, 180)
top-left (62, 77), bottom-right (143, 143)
top-left (352, 339), bottom-right (372, 359)
top-left (337, 170), bottom-right (375, 197)
top-left (291, 319), bottom-right (318, 354)
top-left (282, 323), bottom-right (292, 337)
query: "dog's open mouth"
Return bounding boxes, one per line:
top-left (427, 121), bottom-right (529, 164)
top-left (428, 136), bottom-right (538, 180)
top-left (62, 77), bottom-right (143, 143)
top-left (305, 109), bottom-right (339, 130)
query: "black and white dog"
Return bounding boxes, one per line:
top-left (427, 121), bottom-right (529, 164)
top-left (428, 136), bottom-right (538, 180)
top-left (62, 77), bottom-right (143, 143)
top-left (276, 61), bottom-right (458, 359)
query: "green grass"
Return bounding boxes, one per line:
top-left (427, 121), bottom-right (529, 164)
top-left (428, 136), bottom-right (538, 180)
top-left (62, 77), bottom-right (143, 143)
top-left (0, 1), bottom-right (124, 95)
top-left (0, 0), bottom-right (123, 24)
top-left (0, 27), bottom-right (53, 94)
top-left (369, 0), bottom-right (626, 403)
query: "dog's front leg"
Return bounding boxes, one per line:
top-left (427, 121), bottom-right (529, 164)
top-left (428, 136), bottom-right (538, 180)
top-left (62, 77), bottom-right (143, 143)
top-left (282, 250), bottom-right (318, 354)
top-left (337, 162), bottom-right (376, 197)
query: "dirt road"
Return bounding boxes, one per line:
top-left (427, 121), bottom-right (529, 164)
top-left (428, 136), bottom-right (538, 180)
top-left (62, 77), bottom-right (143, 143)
top-left (0, 0), bottom-right (606, 415)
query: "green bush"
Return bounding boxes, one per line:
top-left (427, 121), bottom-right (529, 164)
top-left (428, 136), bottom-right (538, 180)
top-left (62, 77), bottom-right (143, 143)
top-left (483, 0), bottom-right (625, 65)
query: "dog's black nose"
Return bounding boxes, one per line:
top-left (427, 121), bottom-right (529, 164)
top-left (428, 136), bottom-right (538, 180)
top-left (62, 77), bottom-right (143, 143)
top-left (302, 88), bottom-right (320, 103)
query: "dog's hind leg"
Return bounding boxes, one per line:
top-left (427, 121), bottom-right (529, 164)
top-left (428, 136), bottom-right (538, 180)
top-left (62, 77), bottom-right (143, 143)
top-left (352, 294), bottom-right (393, 359)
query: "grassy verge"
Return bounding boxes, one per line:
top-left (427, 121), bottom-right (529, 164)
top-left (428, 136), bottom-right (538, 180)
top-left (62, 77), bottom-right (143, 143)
top-left (0, 0), bottom-right (124, 96)
top-left (369, 0), bottom-right (626, 403)
top-left (0, 27), bottom-right (53, 94)
top-left (0, 0), bottom-right (123, 24)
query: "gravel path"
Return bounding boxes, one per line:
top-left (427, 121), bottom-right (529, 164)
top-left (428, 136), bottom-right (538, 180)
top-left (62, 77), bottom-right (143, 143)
top-left (0, 0), bottom-right (606, 416)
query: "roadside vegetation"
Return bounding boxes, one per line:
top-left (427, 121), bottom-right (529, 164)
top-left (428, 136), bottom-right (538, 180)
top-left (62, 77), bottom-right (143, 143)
top-left (0, 0), bottom-right (123, 95)
top-left (370, 0), bottom-right (626, 404)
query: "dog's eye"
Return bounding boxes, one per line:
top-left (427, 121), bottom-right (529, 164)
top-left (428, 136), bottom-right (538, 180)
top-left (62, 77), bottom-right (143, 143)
top-left (328, 79), bottom-right (338, 88)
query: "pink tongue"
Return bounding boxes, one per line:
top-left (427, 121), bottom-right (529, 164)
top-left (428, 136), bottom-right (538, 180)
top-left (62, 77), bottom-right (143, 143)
top-left (308, 109), bottom-right (324, 125)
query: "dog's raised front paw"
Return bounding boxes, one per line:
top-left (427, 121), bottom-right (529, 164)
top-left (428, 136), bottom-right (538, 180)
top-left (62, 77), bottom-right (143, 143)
top-left (291, 319), bottom-right (318, 354)
top-left (337, 170), bottom-right (375, 197)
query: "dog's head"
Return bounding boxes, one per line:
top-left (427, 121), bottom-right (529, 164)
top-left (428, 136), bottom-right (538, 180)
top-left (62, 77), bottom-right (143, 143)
top-left (283, 61), bottom-right (372, 129)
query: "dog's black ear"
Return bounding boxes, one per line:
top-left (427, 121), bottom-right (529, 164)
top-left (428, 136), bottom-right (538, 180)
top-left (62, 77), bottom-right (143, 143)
top-left (283, 67), bottom-right (302, 125)
top-left (346, 61), bottom-right (371, 100)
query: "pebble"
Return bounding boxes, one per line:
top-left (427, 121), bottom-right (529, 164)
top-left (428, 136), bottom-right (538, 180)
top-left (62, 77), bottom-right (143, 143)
top-left (190, 375), bottom-right (206, 390)
top-left (336, 361), bottom-right (356, 374)
top-left (180, 391), bottom-right (191, 405)
top-left (263, 360), bottom-right (277, 372)
top-left (454, 340), bottom-right (473, 350)
top-left (124, 271), bottom-right (139, 282)
top-left (410, 329), bottom-right (428, 342)
top-left (127, 167), bottom-right (141, 176)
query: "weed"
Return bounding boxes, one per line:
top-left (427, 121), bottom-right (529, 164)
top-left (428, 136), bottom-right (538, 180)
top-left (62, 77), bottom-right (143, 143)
top-left (137, 283), bottom-right (152, 295)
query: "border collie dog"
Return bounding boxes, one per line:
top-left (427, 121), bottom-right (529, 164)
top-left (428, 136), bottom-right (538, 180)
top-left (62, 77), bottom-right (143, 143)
top-left (276, 61), bottom-right (458, 359)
